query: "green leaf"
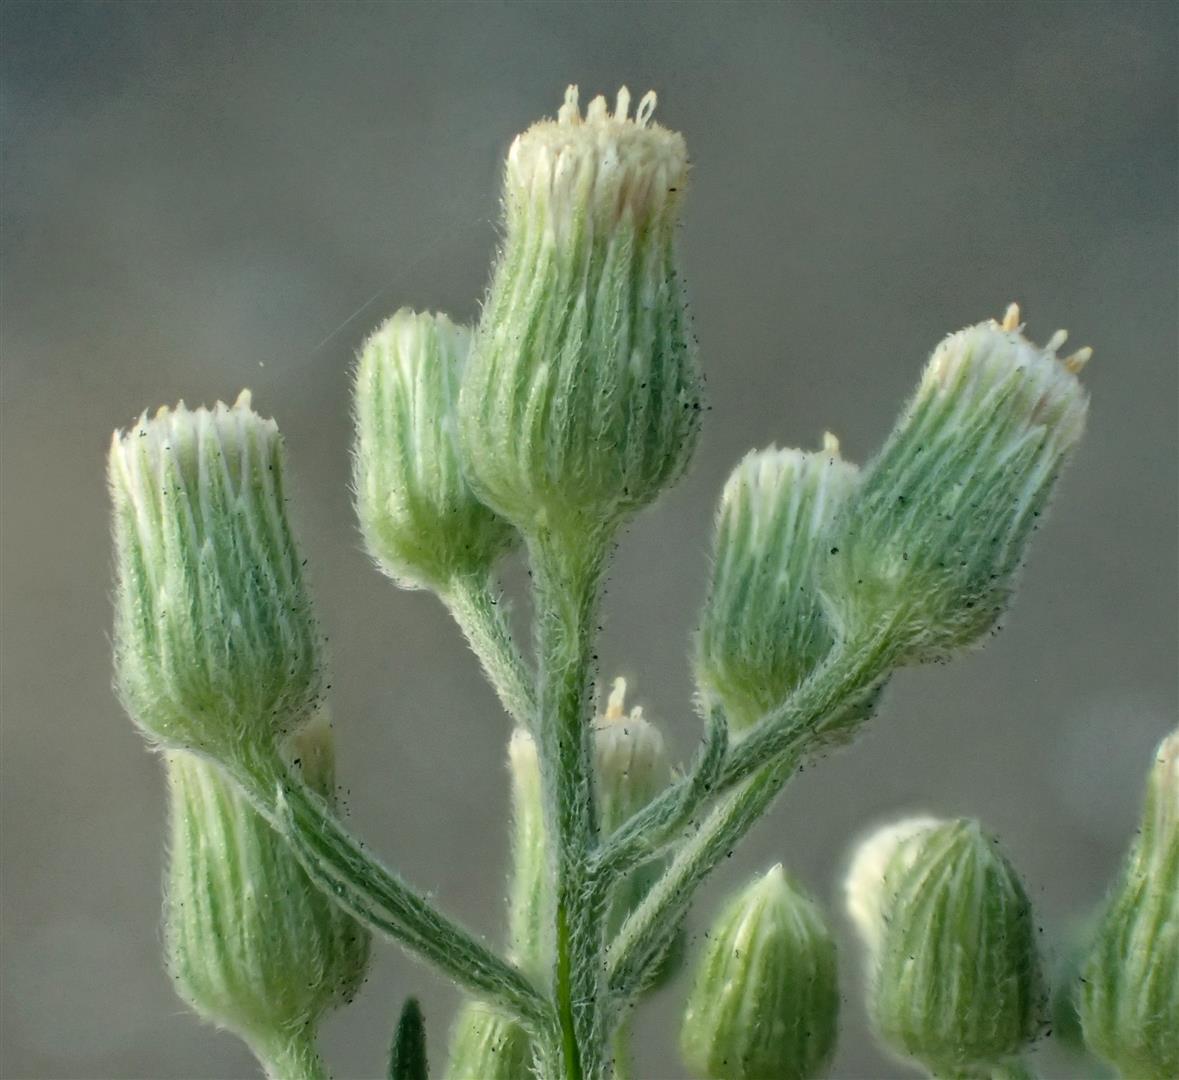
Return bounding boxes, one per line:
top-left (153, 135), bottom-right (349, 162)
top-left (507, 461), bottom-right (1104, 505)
top-left (389, 996), bottom-right (428, 1080)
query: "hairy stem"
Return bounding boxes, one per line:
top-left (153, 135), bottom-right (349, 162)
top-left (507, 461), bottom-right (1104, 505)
top-left (591, 707), bottom-right (727, 884)
top-left (529, 529), bottom-right (608, 1080)
top-left (230, 756), bottom-right (549, 1032)
top-left (608, 757), bottom-right (792, 999)
top-left (606, 632), bottom-right (893, 1000)
top-left (442, 572), bottom-right (536, 730)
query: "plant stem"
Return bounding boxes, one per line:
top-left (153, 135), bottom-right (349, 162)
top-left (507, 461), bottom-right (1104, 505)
top-left (606, 633), bottom-right (893, 1000)
top-left (599, 630), bottom-right (892, 886)
top-left (529, 529), bottom-right (608, 1080)
top-left (591, 706), bottom-right (727, 883)
top-left (608, 757), bottom-right (793, 999)
top-left (231, 756), bottom-right (550, 1032)
top-left (442, 572), bottom-right (536, 730)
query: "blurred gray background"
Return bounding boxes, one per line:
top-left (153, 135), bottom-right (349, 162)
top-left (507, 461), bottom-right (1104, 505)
top-left (2, 2), bottom-right (1176, 1077)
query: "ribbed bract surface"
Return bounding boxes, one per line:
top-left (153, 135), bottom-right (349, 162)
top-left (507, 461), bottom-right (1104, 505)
top-left (680, 865), bottom-right (839, 1080)
top-left (109, 393), bottom-right (322, 761)
top-left (164, 743), bottom-right (370, 1056)
top-left (1080, 730), bottom-right (1179, 1079)
top-left (459, 86), bottom-right (702, 539)
top-left (822, 313), bottom-right (1088, 663)
top-left (354, 309), bottom-right (517, 591)
top-left (868, 819), bottom-right (1044, 1074)
top-left (697, 440), bottom-right (860, 732)
top-left (507, 682), bottom-right (676, 979)
top-left (444, 1000), bottom-right (535, 1080)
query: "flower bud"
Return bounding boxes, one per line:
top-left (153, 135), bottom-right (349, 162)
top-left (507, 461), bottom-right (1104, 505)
top-left (822, 306), bottom-right (1089, 664)
top-left (444, 1000), bottom-right (534, 1080)
top-left (847, 817), bottom-right (1045, 1074)
top-left (594, 679), bottom-right (683, 988)
top-left (164, 728), bottom-right (370, 1072)
top-left (595, 676), bottom-right (669, 835)
top-left (507, 681), bottom-right (673, 962)
top-left (459, 86), bottom-right (703, 540)
top-left (696, 436), bottom-right (860, 732)
top-left (1080, 729), bottom-right (1179, 1079)
top-left (354, 309), bottom-right (518, 592)
top-left (680, 864), bottom-right (839, 1080)
top-left (843, 815), bottom-right (941, 955)
top-left (506, 726), bottom-right (549, 979)
top-left (110, 392), bottom-right (323, 764)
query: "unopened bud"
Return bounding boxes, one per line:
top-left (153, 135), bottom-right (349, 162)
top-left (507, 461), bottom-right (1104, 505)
top-left (444, 1000), bottom-right (533, 1080)
top-left (354, 308), bottom-right (518, 592)
top-left (506, 727), bottom-right (549, 979)
top-left (460, 86), bottom-right (702, 540)
top-left (822, 306), bottom-right (1089, 664)
top-left (594, 679), bottom-right (682, 988)
top-left (680, 864), bottom-right (839, 1080)
top-left (595, 677), bottom-right (669, 833)
top-left (1080, 729), bottom-right (1179, 1079)
top-left (164, 739), bottom-right (370, 1072)
top-left (847, 817), bottom-right (1045, 1074)
top-left (110, 392), bottom-right (323, 765)
top-left (697, 437), bottom-right (860, 732)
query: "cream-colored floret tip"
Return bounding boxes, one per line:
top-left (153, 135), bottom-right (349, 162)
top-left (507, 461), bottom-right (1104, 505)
top-left (109, 388), bottom-right (276, 486)
top-left (507, 85), bottom-right (688, 230)
top-left (555, 84), bottom-right (658, 128)
top-left (996, 301), bottom-right (1093, 373)
top-left (602, 676), bottom-right (648, 729)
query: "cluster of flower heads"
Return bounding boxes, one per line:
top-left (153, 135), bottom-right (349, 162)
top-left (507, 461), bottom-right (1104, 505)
top-left (102, 85), bottom-right (1171, 1080)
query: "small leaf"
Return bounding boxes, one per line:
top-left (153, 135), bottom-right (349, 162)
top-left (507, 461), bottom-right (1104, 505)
top-left (389, 996), bottom-right (428, 1080)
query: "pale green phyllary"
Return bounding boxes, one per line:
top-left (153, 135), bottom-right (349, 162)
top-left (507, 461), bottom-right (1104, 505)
top-left (680, 865), bottom-right (839, 1080)
top-left (164, 721), bottom-right (370, 1080)
top-left (105, 85), bottom-right (1136, 1080)
top-left (110, 391), bottom-right (323, 768)
top-left (459, 86), bottom-right (702, 544)
top-left (354, 308), bottom-right (518, 592)
top-left (696, 436), bottom-right (860, 733)
top-left (846, 818), bottom-right (1045, 1078)
top-left (822, 305), bottom-right (1090, 665)
top-left (1080, 729), bottom-right (1179, 1079)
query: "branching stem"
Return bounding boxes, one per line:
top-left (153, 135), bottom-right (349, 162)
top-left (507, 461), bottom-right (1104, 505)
top-left (605, 630), bottom-right (895, 1001)
top-left (229, 757), bottom-right (550, 1034)
top-left (442, 572), bottom-right (536, 730)
top-left (528, 529), bottom-right (609, 1080)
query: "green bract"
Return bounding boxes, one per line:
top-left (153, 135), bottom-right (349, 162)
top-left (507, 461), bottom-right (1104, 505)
top-left (110, 392), bottom-right (323, 764)
top-left (1080, 729), bottom-right (1179, 1079)
top-left (459, 86), bottom-right (702, 542)
top-left (354, 308), bottom-right (518, 592)
top-left (164, 723), bottom-right (370, 1079)
top-left (848, 817), bottom-right (1044, 1075)
top-left (822, 306), bottom-right (1089, 664)
top-left (680, 864), bottom-right (839, 1080)
top-left (445, 1001), bottom-right (535, 1080)
top-left (592, 680), bottom-right (682, 985)
top-left (696, 437), bottom-right (860, 732)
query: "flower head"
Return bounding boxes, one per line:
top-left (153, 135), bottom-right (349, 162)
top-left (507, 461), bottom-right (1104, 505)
top-left (460, 86), bottom-right (702, 541)
top-left (822, 305), bottom-right (1090, 663)
top-left (110, 391), bottom-right (322, 764)
top-left (680, 864), bottom-right (839, 1080)
top-left (697, 436), bottom-right (860, 732)
top-left (1081, 729), bottom-right (1179, 1079)
top-left (354, 308), bottom-right (517, 592)
top-left (847, 817), bottom-right (1045, 1074)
